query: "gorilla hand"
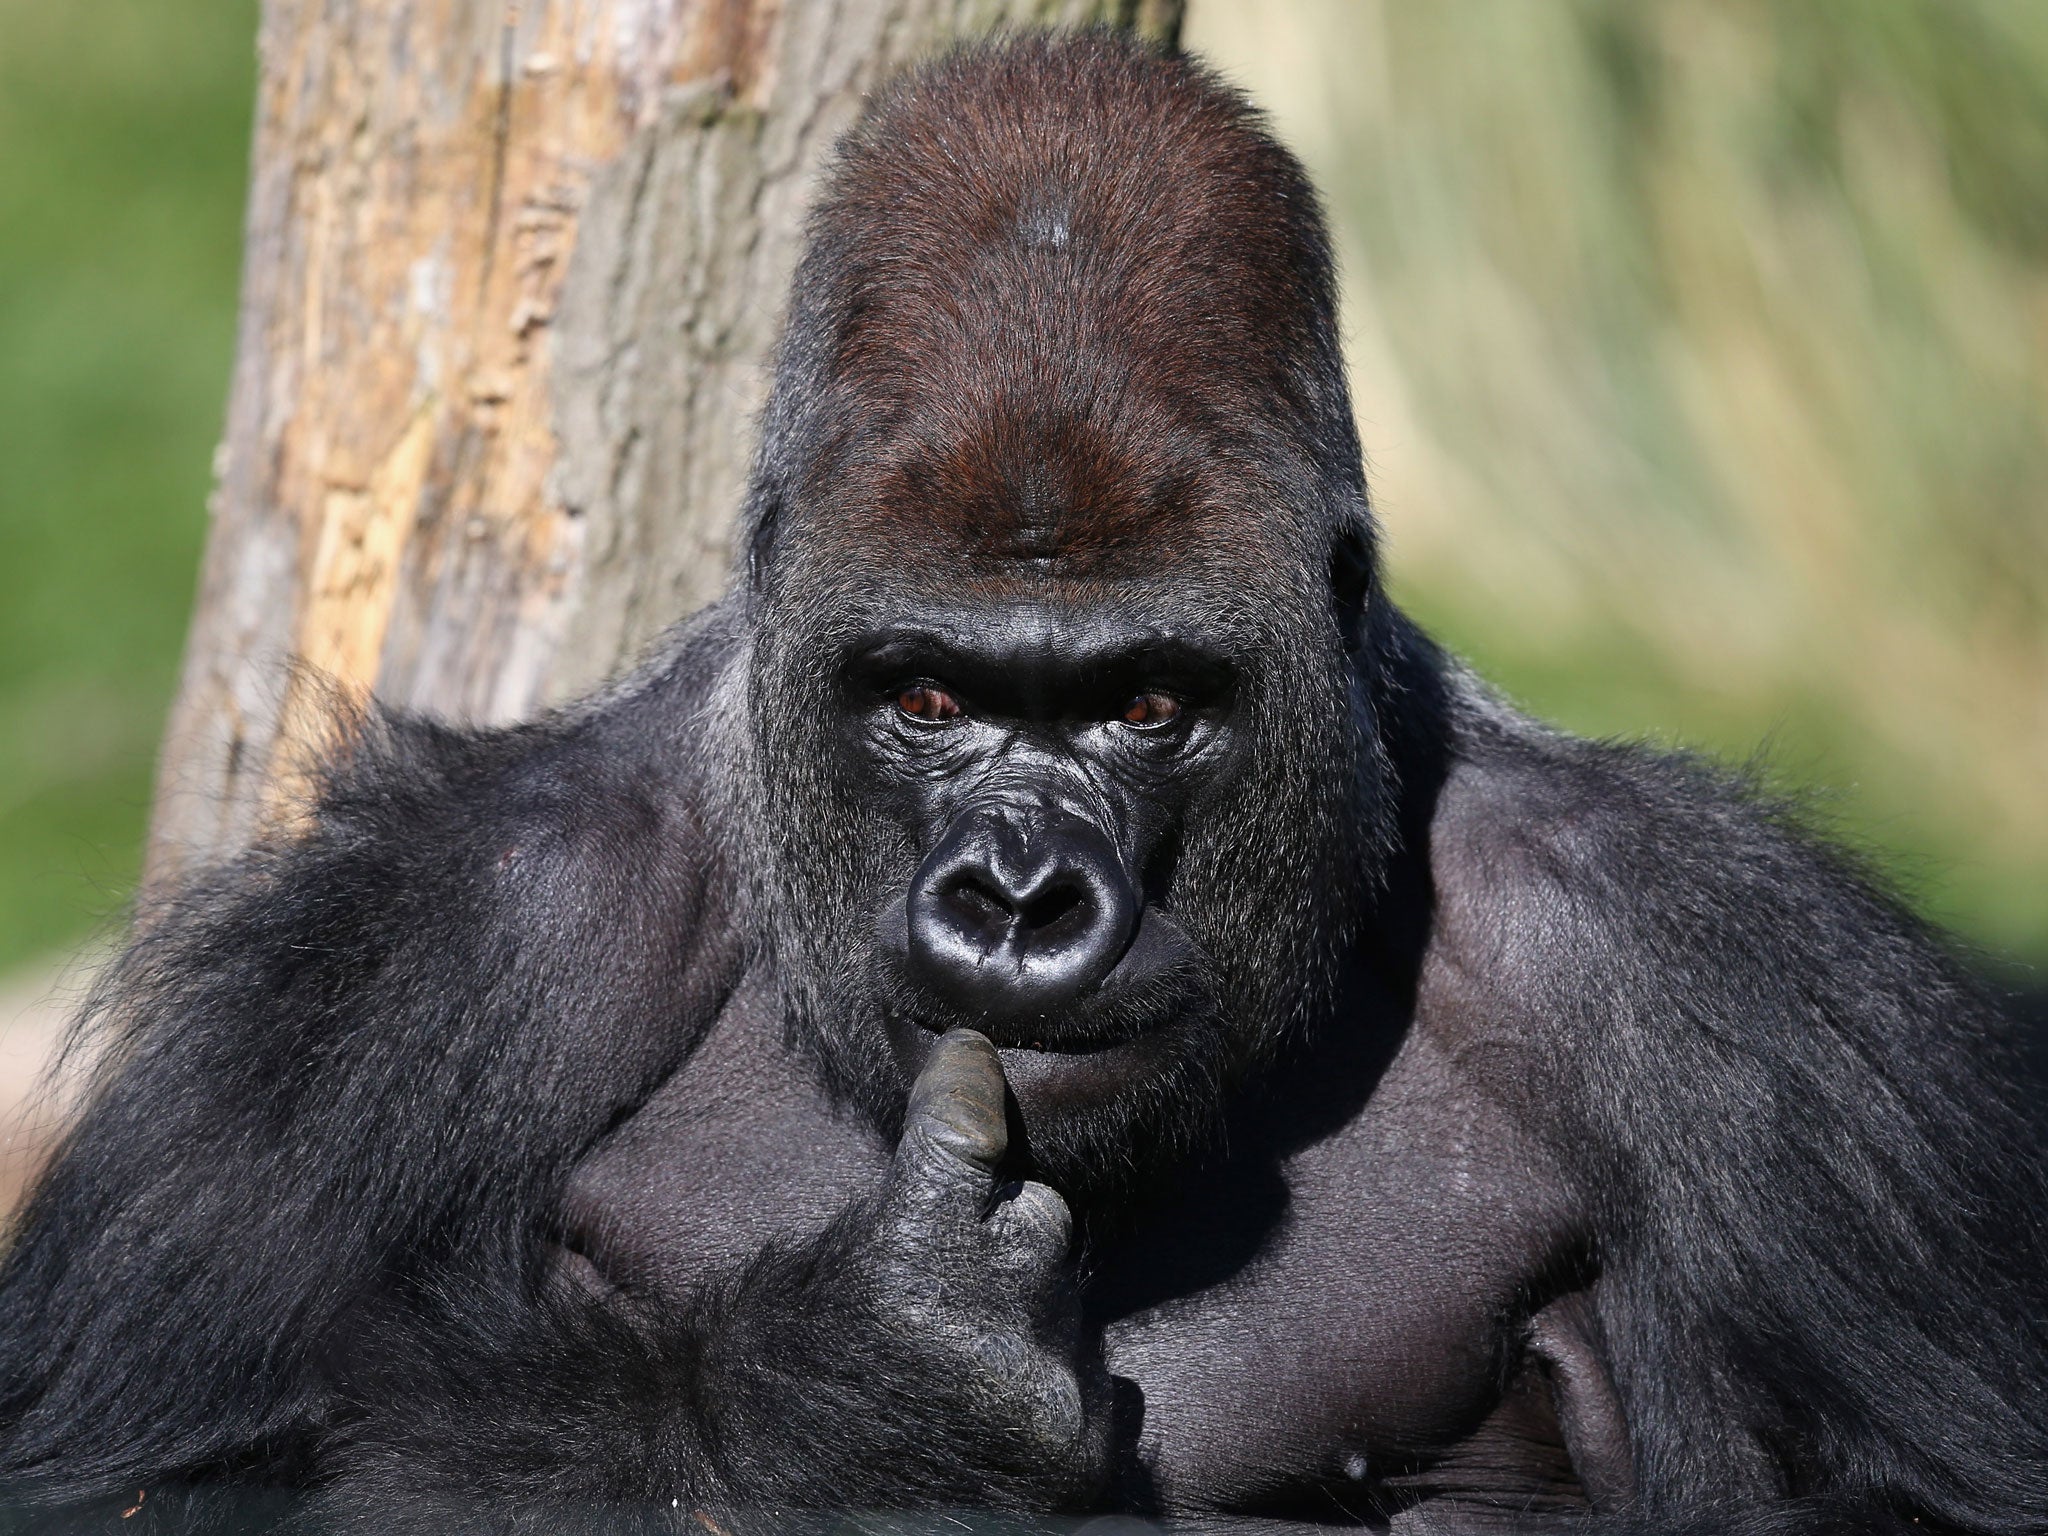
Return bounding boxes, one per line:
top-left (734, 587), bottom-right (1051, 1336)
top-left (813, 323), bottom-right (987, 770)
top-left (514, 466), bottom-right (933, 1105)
top-left (694, 1029), bottom-right (1113, 1513)
top-left (877, 1029), bottom-right (1105, 1465)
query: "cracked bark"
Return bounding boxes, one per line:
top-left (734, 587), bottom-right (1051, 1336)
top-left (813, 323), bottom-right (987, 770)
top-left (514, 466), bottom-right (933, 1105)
top-left (150, 0), bottom-right (1184, 880)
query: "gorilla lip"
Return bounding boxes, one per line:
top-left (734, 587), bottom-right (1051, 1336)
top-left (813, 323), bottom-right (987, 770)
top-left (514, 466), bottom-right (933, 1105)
top-left (876, 894), bottom-right (1199, 1053)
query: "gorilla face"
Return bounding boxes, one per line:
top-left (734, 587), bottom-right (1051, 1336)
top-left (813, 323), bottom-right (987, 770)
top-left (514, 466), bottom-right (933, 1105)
top-left (743, 530), bottom-right (1377, 1198)
top-left (849, 596), bottom-right (1237, 1086)
top-left (727, 30), bottom-right (1384, 1198)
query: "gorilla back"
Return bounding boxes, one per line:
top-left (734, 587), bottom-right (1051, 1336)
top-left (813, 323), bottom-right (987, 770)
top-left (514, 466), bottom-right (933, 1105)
top-left (1, 30), bottom-right (2043, 1536)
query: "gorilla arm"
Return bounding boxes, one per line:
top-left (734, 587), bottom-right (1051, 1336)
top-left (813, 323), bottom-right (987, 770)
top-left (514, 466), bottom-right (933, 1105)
top-left (0, 620), bottom-right (741, 1504)
top-left (1425, 710), bottom-right (2048, 1529)
top-left (324, 1030), bottom-right (1112, 1524)
top-left (0, 612), bottom-right (1107, 1518)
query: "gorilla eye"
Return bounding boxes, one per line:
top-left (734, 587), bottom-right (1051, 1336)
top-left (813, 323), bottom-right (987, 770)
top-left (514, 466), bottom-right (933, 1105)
top-left (897, 683), bottom-right (962, 723)
top-left (1120, 692), bottom-right (1181, 728)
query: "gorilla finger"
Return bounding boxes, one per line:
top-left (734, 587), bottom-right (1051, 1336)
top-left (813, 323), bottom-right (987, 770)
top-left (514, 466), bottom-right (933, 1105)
top-left (961, 1334), bottom-right (1086, 1453)
top-left (968, 1329), bottom-right (1031, 1377)
top-left (985, 1179), bottom-right (1072, 1264)
top-left (898, 1028), bottom-right (1009, 1189)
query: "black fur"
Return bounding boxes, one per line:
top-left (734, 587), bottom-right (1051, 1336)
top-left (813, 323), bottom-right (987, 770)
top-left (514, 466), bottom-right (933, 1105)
top-left (0, 30), bottom-right (2042, 1536)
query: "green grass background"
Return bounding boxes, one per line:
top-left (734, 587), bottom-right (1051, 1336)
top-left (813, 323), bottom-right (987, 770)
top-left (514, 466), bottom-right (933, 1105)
top-left (0, 0), bottom-right (2041, 981)
top-left (0, 0), bottom-right (257, 968)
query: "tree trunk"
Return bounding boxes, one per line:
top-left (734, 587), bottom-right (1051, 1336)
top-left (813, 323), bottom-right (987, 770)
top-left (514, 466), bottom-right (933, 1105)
top-left (149, 0), bottom-right (1183, 881)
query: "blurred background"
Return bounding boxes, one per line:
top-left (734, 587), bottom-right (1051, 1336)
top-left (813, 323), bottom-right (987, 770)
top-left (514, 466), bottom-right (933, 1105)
top-left (0, 0), bottom-right (259, 1104)
top-left (0, 0), bottom-right (2041, 1057)
top-left (1187, 0), bottom-right (2048, 989)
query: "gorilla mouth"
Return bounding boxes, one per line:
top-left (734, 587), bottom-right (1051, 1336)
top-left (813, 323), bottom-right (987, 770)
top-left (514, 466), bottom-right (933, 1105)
top-left (876, 897), bottom-right (1203, 1053)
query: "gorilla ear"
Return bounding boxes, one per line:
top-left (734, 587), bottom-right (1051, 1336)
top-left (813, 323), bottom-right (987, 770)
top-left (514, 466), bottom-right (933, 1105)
top-left (1329, 523), bottom-right (1376, 654)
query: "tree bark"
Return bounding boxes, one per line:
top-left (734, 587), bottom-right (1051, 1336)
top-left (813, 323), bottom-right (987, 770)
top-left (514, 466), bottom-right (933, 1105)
top-left (149, 0), bottom-right (1183, 880)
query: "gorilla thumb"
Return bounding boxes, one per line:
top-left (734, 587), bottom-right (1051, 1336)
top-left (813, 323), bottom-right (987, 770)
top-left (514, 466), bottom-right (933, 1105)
top-left (900, 1028), bottom-right (1010, 1186)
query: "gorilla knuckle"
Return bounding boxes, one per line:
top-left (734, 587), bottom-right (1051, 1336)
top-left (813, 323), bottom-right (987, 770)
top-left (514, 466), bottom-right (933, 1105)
top-left (1025, 1366), bottom-right (1088, 1453)
top-left (985, 1180), bottom-right (1072, 1262)
top-left (891, 1123), bottom-right (998, 1212)
top-left (966, 1328), bottom-right (1032, 1378)
top-left (960, 1333), bottom-right (1089, 1459)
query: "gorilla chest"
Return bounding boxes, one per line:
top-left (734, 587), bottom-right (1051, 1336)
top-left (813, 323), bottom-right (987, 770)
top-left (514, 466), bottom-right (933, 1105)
top-left (565, 994), bottom-right (1584, 1518)
top-left (1091, 1032), bottom-right (1584, 1517)
top-left (561, 986), bottom-right (896, 1291)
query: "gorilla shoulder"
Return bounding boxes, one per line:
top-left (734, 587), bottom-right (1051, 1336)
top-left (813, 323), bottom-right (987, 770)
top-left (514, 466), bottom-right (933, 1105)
top-left (1418, 686), bottom-right (1984, 1060)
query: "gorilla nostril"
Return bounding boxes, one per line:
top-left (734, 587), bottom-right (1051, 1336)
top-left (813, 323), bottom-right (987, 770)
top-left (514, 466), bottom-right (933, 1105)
top-left (943, 874), bottom-right (1017, 939)
top-left (1020, 884), bottom-right (1085, 935)
top-left (943, 871), bottom-right (1090, 942)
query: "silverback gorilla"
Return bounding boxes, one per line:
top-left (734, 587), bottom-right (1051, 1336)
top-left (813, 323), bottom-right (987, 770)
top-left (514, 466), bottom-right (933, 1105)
top-left (2, 31), bottom-right (2045, 1536)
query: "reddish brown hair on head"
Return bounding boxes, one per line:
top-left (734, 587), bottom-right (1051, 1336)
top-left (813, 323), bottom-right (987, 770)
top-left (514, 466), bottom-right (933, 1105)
top-left (744, 30), bottom-right (1370, 584)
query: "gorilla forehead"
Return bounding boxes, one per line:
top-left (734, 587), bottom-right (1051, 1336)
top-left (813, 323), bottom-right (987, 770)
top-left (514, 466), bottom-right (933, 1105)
top-left (797, 384), bottom-right (1303, 578)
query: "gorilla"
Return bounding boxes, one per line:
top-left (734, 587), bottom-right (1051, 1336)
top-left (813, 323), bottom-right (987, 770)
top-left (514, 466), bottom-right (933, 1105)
top-left (0, 30), bottom-right (2043, 1536)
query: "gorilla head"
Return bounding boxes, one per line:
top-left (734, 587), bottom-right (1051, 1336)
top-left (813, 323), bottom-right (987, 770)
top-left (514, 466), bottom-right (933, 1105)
top-left (734, 35), bottom-right (1392, 1196)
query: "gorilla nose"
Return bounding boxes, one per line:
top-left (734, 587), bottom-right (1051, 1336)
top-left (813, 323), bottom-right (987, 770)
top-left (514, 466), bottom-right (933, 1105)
top-left (905, 808), bottom-right (1137, 1019)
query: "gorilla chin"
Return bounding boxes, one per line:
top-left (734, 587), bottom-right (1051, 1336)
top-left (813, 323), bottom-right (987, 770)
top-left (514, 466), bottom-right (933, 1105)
top-left (874, 893), bottom-right (1247, 1193)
